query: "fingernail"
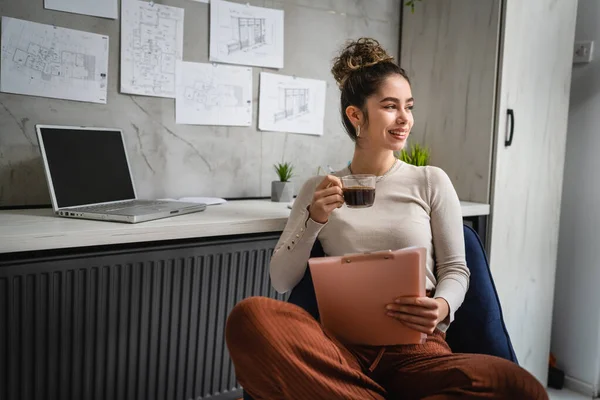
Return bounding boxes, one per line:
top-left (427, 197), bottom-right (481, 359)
top-left (386, 305), bottom-right (393, 310)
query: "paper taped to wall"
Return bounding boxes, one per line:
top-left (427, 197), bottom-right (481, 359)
top-left (258, 72), bottom-right (326, 136)
top-left (44, 0), bottom-right (118, 19)
top-left (209, 0), bottom-right (284, 69)
top-left (0, 17), bottom-right (109, 104)
top-left (120, 0), bottom-right (184, 98)
top-left (176, 61), bottom-right (252, 126)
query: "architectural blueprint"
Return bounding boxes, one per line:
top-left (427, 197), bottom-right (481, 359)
top-left (120, 0), bottom-right (184, 98)
top-left (258, 73), bottom-right (326, 136)
top-left (209, 0), bottom-right (284, 69)
top-left (175, 61), bottom-right (252, 126)
top-left (44, 0), bottom-right (118, 19)
top-left (0, 17), bottom-right (109, 104)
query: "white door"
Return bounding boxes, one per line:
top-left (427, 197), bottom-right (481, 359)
top-left (489, 0), bottom-right (578, 384)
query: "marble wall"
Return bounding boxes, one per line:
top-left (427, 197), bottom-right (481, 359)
top-left (0, 0), bottom-right (400, 207)
top-left (400, 0), bottom-right (500, 203)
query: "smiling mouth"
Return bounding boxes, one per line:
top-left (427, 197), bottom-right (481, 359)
top-left (388, 129), bottom-right (408, 139)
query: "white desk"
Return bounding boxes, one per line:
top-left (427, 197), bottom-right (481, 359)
top-left (0, 200), bottom-right (489, 254)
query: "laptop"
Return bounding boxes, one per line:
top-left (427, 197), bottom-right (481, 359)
top-left (36, 124), bottom-right (207, 223)
top-left (308, 247), bottom-right (427, 346)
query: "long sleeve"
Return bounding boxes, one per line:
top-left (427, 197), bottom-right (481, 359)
top-left (427, 166), bottom-right (470, 331)
top-left (270, 176), bottom-right (326, 293)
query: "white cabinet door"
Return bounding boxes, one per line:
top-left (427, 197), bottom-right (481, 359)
top-left (489, 0), bottom-right (578, 384)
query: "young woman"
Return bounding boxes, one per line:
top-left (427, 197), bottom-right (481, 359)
top-left (225, 38), bottom-right (547, 400)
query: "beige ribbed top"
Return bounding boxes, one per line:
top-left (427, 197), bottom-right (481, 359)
top-left (269, 161), bottom-right (470, 331)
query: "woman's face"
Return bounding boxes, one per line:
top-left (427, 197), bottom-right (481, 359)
top-left (359, 74), bottom-right (414, 151)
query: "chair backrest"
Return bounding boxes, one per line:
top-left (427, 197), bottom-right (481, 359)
top-left (444, 225), bottom-right (518, 362)
top-left (286, 224), bottom-right (518, 363)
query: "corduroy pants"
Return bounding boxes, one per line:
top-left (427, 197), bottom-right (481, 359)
top-left (226, 297), bottom-right (548, 400)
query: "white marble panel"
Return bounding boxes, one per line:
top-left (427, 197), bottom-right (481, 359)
top-left (400, 0), bottom-right (500, 203)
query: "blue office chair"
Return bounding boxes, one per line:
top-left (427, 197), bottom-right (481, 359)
top-left (242, 224), bottom-right (517, 400)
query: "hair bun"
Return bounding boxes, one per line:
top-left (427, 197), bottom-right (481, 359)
top-left (331, 38), bottom-right (394, 88)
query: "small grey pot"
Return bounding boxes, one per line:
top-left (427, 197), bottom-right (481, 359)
top-left (271, 181), bottom-right (294, 202)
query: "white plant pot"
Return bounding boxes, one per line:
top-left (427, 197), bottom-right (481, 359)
top-left (271, 181), bottom-right (293, 203)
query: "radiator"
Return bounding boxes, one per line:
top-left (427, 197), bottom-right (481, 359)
top-left (0, 235), bottom-right (284, 400)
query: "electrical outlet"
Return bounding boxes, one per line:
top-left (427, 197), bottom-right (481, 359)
top-left (574, 41), bottom-right (594, 64)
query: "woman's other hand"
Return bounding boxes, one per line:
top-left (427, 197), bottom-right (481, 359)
top-left (385, 296), bottom-right (450, 335)
top-left (308, 175), bottom-right (344, 224)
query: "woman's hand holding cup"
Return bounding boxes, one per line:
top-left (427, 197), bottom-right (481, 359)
top-left (308, 175), bottom-right (344, 224)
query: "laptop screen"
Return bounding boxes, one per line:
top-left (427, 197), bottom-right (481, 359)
top-left (38, 126), bottom-right (136, 209)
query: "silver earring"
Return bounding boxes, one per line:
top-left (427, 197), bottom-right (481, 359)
top-left (356, 125), bottom-right (361, 137)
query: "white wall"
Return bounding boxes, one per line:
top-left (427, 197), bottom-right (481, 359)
top-left (551, 0), bottom-right (600, 395)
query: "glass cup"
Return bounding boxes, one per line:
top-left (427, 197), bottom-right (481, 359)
top-left (341, 174), bottom-right (376, 208)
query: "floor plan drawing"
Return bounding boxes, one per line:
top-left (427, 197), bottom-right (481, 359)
top-left (121, 0), bottom-right (184, 98)
top-left (259, 73), bottom-right (326, 136)
top-left (183, 82), bottom-right (243, 109)
top-left (176, 61), bottom-right (252, 126)
top-left (0, 17), bottom-right (109, 104)
top-left (210, 0), bottom-right (284, 69)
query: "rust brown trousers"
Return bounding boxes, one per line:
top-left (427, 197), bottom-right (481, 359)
top-left (226, 297), bottom-right (548, 400)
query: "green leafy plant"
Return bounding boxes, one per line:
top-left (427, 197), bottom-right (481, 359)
top-left (273, 162), bottom-right (294, 182)
top-left (397, 142), bottom-right (431, 166)
top-left (405, 0), bottom-right (423, 13)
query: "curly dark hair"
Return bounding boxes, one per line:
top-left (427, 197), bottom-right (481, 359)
top-left (331, 38), bottom-right (410, 142)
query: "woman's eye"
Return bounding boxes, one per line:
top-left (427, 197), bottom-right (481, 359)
top-left (384, 104), bottom-right (396, 109)
top-left (406, 105), bottom-right (414, 111)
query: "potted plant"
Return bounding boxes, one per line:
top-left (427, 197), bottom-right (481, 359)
top-left (272, 162), bottom-right (294, 202)
top-left (396, 142), bottom-right (431, 166)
